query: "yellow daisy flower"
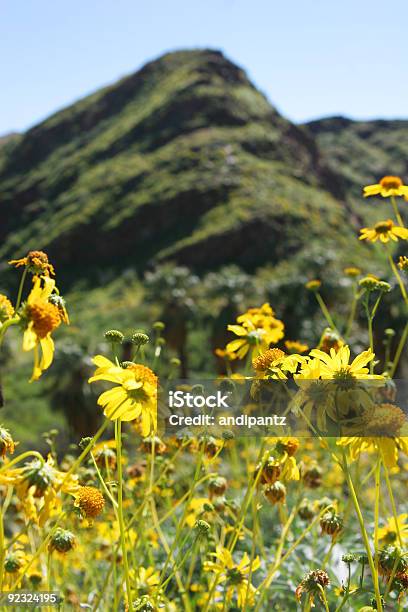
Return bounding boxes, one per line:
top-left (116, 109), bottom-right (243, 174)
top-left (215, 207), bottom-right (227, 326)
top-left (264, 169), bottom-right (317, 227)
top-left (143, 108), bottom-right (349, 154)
top-left (22, 276), bottom-right (66, 381)
top-left (337, 436), bottom-right (408, 469)
top-left (284, 340), bottom-right (309, 354)
top-left (378, 515), bottom-right (408, 544)
top-left (204, 546), bottom-right (260, 608)
top-left (88, 356), bottom-right (158, 435)
top-left (227, 304), bottom-right (284, 360)
top-left (363, 175), bottom-right (408, 198)
top-left (308, 345), bottom-right (383, 381)
top-left (359, 219), bottom-right (408, 243)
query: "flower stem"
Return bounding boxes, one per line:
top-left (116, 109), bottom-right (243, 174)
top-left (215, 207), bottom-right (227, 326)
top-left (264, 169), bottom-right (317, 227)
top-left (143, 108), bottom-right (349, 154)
top-left (115, 419), bottom-right (132, 607)
top-left (315, 292), bottom-right (339, 334)
top-left (340, 447), bottom-right (382, 612)
top-left (391, 196), bottom-right (404, 227)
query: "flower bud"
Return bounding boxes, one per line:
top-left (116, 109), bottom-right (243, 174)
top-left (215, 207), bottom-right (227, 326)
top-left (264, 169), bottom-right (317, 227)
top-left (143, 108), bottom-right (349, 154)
top-left (131, 332), bottom-right (150, 346)
top-left (263, 481), bottom-right (286, 505)
top-left (49, 528), bottom-right (76, 553)
top-left (104, 330), bottom-right (124, 344)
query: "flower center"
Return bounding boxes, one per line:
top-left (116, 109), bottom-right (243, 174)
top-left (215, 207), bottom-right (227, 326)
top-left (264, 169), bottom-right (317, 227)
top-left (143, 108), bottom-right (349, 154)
top-left (380, 176), bottom-right (403, 189)
top-left (227, 567), bottom-right (244, 585)
top-left (374, 220), bottom-right (393, 234)
top-left (126, 363), bottom-right (158, 386)
top-left (28, 302), bottom-right (61, 338)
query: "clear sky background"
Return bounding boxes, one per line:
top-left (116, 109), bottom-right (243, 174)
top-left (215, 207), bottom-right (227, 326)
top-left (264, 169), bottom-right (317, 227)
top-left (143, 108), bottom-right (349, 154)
top-left (1, 0), bottom-right (407, 135)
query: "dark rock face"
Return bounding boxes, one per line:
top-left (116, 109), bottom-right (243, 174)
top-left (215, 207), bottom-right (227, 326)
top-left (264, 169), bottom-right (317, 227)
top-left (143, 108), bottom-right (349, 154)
top-left (0, 49), bottom-right (405, 285)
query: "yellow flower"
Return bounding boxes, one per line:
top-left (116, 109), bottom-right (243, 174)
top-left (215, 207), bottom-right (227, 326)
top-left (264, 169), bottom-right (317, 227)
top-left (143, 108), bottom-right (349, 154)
top-left (308, 345), bottom-right (383, 382)
top-left (0, 455), bottom-right (78, 525)
top-left (252, 348), bottom-right (304, 379)
top-left (359, 219), bottom-right (408, 243)
top-left (378, 515), bottom-right (408, 544)
top-left (22, 276), bottom-right (66, 381)
top-left (204, 546), bottom-right (260, 608)
top-left (0, 294), bottom-right (14, 323)
top-left (74, 486), bottom-right (105, 519)
top-left (227, 304), bottom-right (284, 359)
top-left (363, 175), bottom-right (408, 198)
top-left (9, 250), bottom-right (55, 276)
top-left (343, 267), bottom-right (361, 277)
top-left (305, 279), bottom-right (321, 291)
top-left (284, 340), bottom-right (309, 354)
top-left (214, 347), bottom-right (237, 361)
top-left (337, 436), bottom-right (408, 469)
top-left (88, 356), bottom-right (158, 435)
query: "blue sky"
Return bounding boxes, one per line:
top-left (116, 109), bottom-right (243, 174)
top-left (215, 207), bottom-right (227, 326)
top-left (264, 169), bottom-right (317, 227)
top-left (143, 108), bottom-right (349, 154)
top-left (1, 0), bottom-right (407, 134)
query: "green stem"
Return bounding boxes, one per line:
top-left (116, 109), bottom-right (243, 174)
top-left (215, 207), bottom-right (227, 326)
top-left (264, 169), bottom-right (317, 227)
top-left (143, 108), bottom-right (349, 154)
top-left (389, 320), bottom-right (408, 378)
top-left (115, 419), bottom-right (132, 606)
top-left (340, 447), bottom-right (382, 612)
top-left (0, 450), bottom-right (45, 474)
top-left (15, 267), bottom-right (28, 312)
top-left (391, 196), bottom-right (404, 227)
top-left (315, 292), bottom-right (339, 334)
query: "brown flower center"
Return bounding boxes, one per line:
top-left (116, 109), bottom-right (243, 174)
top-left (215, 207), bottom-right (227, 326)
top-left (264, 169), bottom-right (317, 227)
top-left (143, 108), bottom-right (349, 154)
top-left (375, 220), bottom-right (393, 234)
top-left (28, 302), bottom-right (61, 338)
top-left (380, 176), bottom-right (403, 189)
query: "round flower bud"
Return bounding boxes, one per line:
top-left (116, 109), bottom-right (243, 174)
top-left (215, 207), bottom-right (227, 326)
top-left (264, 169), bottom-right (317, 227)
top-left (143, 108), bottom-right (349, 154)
top-left (303, 464), bottom-right (323, 489)
top-left (4, 551), bottom-right (25, 573)
top-left (298, 499), bottom-right (315, 521)
top-left (263, 481), bottom-right (286, 505)
top-left (261, 458), bottom-right (282, 485)
top-left (75, 486), bottom-right (105, 519)
top-left (104, 330), bottom-right (124, 344)
top-left (194, 519), bottom-right (211, 536)
top-left (342, 553), bottom-right (357, 564)
top-left (28, 572), bottom-right (43, 587)
top-left (131, 332), bottom-right (150, 346)
top-left (49, 528), bottom-right (76, 553)
top-left (78, 437), bottom-right (93, 450)
top-left (208, 476), bottom-right (227, 497)
top-left (170, 357), bottom-right (181, 367)
top-left (320, 510), bottom-right (343, 539)
top-left (153, 321), bottom-right (165, 331)
top-left (140, 436), bottom-right (166, 455)
top-left (305, 279), bottom-right (322, 291)
top-left (359, 275), bottom-right (381, 292)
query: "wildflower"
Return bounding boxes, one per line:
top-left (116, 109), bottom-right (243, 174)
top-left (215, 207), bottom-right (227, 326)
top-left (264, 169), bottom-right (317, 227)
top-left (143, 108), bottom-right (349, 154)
top-left (75, 486), bottom-right (105, 519)
top-left (49, 528), bottom-right (76, 553)
top-left (4, 548), bottom-right (27, 573)
top-left (359, 219), bottom-right (408, 243)
top-left (21, 275), bottom-right (66, 381)
top-left (363, 176), bottom-right (408, 198)
top-left (285, 340), bottom-right (309, 354)
top-left (0, 455), bottom-right (78, 524)
top-left (398, 256), bottom-right (408, 271)
top-left (378, 515), bottom-right (408, 544)
top-left (302, 464), bottom-right (323, 489)
top-left (93, 439), bottom-right (117, 469)
top-left (309, 346), bottom-right (382, 382)
top-left (204, 547), bottom-right (260, 608)
top-left (275, 437), bottom-right (300, 457)
top-left (88, 356), bottom-right (157, 435)
top-left (305, 279), bottom-right (321, 291)
top-left (295, 569), bottom-right (330, 605)
top-left (140, 436), bottom-right (166, 455)
top-left (132, 566), bottom-right (160, 595)
top-left (344, 267), bottom-right (361, 277)
top-left (318, 327), bottom-right (343, 354)
top-left (320, 508), bottom-right (343, 539)
top-left (227, 303), bottom-right (284, 359)
top-left (194, 519), bottom-right (211, 537)
top-left (252, 348), bottom-right (304, 379)
top-left (0, 426), bottom-right (15, 458)
top-left (0, 294), bottom-right (14, 323)
top-left (337, 436), bottom-right (408, 469)
top-left (9, 250), bottom-right (55, 276)
top-left (263, 481), bottom-right (286, 505)
top-left (214, 347), bottom-right (238, 361)
top-left (208, 475), bottom-right (227, 498)
top-left (298, 499), bottom-right (315, 521)
top-left (378, 545), bottom-right (408, 577)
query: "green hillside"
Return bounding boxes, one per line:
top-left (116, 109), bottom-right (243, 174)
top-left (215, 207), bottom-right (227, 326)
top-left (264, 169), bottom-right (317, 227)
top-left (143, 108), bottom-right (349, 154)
top-left (1, 49), bottom-right (407, 445)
